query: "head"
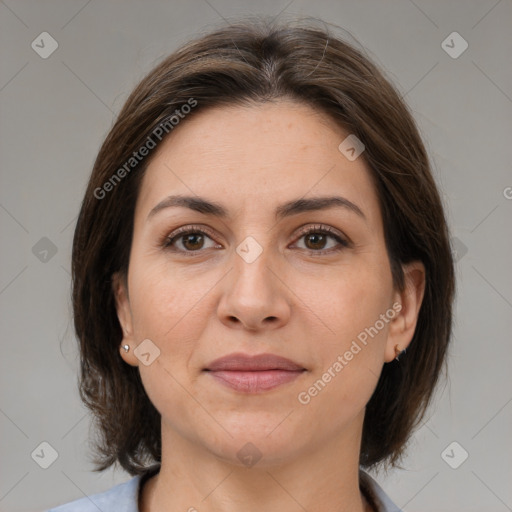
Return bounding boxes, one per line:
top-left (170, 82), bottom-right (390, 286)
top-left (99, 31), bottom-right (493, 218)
top-left (72, 18), bottom-right (455, 475)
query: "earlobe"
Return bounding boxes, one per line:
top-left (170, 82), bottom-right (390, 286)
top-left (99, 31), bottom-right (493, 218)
top-left (112, 272), bottom-right (139, 367)
top-left (384, 261), bottom-right (426, 363)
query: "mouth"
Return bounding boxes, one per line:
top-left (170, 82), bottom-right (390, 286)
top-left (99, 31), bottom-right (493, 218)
top-left (203, 352), bottom-right (307, 393)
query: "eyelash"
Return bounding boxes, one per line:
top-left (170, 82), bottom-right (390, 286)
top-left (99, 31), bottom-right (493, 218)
top-left (162, 224), bottom-right (350, 256)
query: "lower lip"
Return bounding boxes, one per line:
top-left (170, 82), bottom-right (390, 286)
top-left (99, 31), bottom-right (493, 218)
top-left (205, 370), bottom-right (305, 392)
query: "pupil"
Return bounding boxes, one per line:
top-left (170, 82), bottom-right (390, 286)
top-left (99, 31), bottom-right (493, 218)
top-left (184, 234), bottom-right (203, 250)
top-left (307, 233), bottom-right (325, 249)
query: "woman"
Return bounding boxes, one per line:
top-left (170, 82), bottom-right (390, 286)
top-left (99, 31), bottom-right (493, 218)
top-left (47, 17), bottom-right (455, 512)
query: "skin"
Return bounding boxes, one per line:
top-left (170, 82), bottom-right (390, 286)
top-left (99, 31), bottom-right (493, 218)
top-left (113, 99), bottom-right (425, 512)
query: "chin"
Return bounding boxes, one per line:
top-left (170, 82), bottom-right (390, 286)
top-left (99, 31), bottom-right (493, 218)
top-left (199, 422), bottom-right (305, 468)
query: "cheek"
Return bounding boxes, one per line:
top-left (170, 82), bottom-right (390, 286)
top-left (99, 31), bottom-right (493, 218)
top-left (314, 257), bottom-right (393, 348)
top-left (128, 256), bottom-right (205, 338)
top-left (126, 252), bottom-right (225, 373)
top-left (128, 262), bottom-right (207, 424)
top-left (298, 257), bottom-right (392, 407)
top-left (297, 289), bottom-right (392, 434)
top-left (126, 261), bottom-right (206, 405)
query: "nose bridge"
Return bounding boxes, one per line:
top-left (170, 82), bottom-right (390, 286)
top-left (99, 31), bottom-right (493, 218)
top-left (227, 196), bottom-right (294, 280)
top-left (232, 232), bottom-right (275, 296)
top-left (228, 203), bottom-right (276, 272)
top-left (216, 228), bottom-right (291, 330)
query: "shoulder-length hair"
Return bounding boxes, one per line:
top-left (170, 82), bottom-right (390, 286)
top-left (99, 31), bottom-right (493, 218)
top-left (71, 17), bottom-right (455, 475)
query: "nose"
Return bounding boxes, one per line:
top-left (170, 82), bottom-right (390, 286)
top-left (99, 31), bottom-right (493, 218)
top-left (216, 243), bottom-right (291, 332)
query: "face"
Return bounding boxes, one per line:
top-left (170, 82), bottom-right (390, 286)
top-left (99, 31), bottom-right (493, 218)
top-left (114, 99), bottom-right (425, 467)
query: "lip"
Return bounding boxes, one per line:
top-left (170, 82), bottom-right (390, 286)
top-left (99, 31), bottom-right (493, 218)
top-left (204, 352), bottom-right (306, 372)
top-left (203, 352), bottom-right (307, 393)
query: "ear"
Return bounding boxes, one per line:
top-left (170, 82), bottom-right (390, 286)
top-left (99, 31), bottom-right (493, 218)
top-left (384, 261), bottom-right (426, 363)
top-left (112, 271), bottom-right (139, 367)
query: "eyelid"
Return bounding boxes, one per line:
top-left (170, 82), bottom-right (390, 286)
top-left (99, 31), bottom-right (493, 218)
top-left (294, 223), bottom-right (349, 244)
top-left (167, 224), bottom-right (217, 240)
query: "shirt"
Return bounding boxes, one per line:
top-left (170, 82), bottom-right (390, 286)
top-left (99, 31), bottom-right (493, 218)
top-left (46, 467), bottom-right (402, 512)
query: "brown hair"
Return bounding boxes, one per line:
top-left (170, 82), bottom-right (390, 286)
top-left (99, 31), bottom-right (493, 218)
top-left (71, 16), bottom-right (455, 475)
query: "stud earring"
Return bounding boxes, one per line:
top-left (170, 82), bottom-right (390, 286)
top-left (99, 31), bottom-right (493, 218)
top-left (122, 344), bottom-right (130, 353)
top-left (394, 344), bottom-right (405, 361)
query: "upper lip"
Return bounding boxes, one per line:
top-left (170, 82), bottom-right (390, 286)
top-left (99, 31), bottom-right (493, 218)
top-left (204, 352), bottom-right (306, 371)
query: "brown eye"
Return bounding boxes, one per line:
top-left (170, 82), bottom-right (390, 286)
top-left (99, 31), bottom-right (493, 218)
top-left (180, 233), bottom-right (205, 251)
top-left (163, 224), bottom-right (349, 256)
top-left (304, 232), bottom-right (329, 250)
top-left (163, 226), bottom-right (220, 254)
top-left (293, 225), bottom-right (349, 255)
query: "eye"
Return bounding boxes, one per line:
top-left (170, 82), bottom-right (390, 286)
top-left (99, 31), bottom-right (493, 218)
top-left (163, 225), bottom-right (220, 254)
top-left (292, 224), bottom-right (349, 255)
top-left (162, 223), bottom-right (350, 256)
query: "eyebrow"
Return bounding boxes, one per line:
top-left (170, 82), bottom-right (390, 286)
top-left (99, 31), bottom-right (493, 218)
top-left (147, 194), bottom-right (366, 222)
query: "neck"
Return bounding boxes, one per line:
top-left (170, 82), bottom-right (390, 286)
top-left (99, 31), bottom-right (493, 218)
top-left (140, 415), bottom-right (372, 512)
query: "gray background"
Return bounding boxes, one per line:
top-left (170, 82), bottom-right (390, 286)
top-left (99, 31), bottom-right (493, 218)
top-left (1, 1), bottom-right (511, 511)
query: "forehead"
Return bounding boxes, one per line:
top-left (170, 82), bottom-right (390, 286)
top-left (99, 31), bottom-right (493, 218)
top-left (135, 100), bottom-right (381, 227)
